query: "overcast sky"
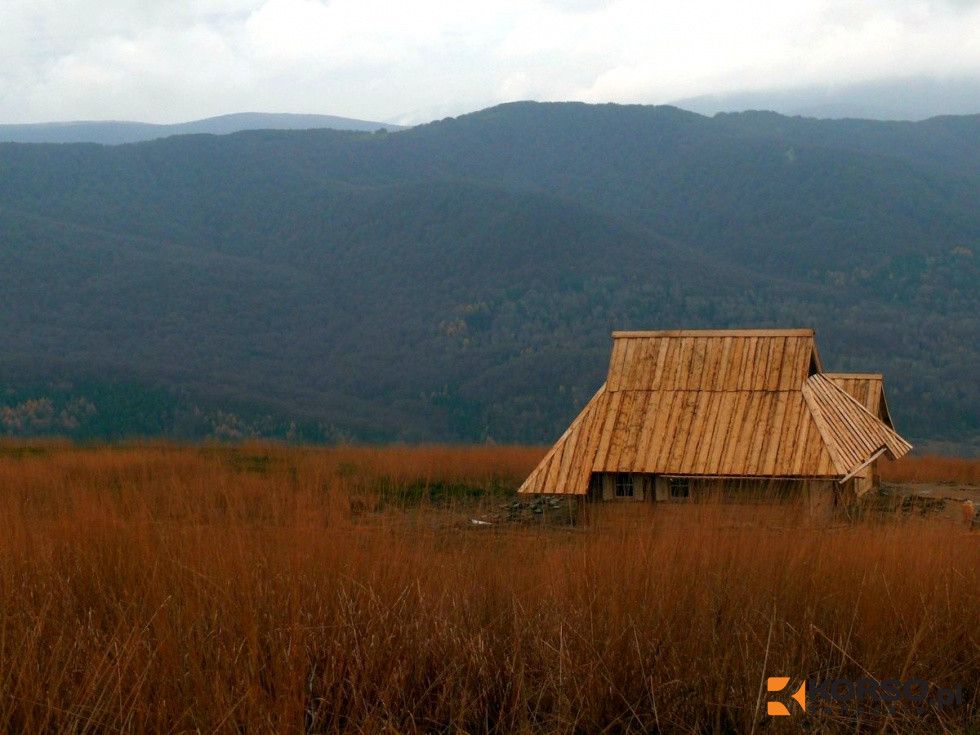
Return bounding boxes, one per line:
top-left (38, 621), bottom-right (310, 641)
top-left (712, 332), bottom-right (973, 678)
top-left (2, 0), bottom-right (979, 125)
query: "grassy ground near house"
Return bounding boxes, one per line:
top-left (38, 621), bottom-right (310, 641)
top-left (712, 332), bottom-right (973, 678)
top-left (0, 443), bottom-right (978, 733)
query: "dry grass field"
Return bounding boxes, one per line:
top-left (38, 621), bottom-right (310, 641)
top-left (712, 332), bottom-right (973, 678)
top-left (880, 454), bottom-right (980, 485)
top-left (0, 443), bottom-right (978, 733)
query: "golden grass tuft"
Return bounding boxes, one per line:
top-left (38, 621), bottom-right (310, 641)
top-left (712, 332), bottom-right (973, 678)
top-left (0, 443), bottom-right (977, 733)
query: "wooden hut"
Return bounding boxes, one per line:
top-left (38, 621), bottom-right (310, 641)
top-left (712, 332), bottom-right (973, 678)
top-left (518, 329), bottom-right (911, 508)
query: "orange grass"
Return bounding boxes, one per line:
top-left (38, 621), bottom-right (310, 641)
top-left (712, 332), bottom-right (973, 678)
top-left (880, 454), bottom-right (980, 485)
top-left (0, 443), bottom-right (977, 733)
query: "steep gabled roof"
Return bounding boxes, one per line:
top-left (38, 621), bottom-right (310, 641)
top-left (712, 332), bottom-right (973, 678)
top-left (825, 373), bottom-right (894, 428)
top-left (518, 330), bottom-right (911, 495)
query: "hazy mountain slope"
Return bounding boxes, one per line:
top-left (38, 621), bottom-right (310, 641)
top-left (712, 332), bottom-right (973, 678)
top-left (0, 112), bottom-right (403, 145)
top-left (394, 104), bottom-right (980, 273)
top-left (708, 111), bottom-right (980, 178)
top-left (0, 182), bottom-right (773, 441)
top-left (5, 105), bottom-right (977, 273)
top-left (0, 103), bottom-right (977, 449)
top-left (672, 77), bottom-right (980, 122)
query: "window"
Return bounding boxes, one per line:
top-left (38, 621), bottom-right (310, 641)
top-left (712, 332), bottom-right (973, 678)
top-left (615, 473), bottom-right (634, 498)
top-left (669, 478), bottom-right (690, 499)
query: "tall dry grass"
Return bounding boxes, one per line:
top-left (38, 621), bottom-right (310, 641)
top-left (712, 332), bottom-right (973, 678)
top-left (0, 443), bottom-right (977, 733)
top-left (880, 454), bottom-right (980, 485)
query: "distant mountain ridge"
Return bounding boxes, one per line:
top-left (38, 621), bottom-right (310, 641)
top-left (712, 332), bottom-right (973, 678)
top-left (673, 77), bottom-right (980, 121)
top-left (0, 102), bottom-right (977, 452)
top-left (0, 112), bottom-right (405, 145)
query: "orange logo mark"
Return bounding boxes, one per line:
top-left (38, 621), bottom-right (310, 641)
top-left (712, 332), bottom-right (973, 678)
top-left (767, 677), bottom-right (807, 716)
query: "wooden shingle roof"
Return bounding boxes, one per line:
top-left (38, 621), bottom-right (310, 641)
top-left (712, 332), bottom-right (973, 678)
top-left (518, 330), bottom-right (911, 495)
top-left (802, 374), bottom-right (910, 478)
top-left (825, 373), bottom-right (894, 428)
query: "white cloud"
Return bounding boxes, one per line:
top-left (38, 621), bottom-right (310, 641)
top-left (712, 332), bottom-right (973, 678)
top-left (0, 0), bottom-right (978, 123)
top-left (246, 0), bottom-right (380, 64)
top-left (570, 0), bottom-right (980, 102)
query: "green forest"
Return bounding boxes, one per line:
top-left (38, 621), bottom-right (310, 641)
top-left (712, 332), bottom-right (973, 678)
top-left (0, 102), bottom-right (977, 452)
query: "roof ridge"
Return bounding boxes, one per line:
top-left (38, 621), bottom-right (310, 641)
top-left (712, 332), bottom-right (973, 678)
top-left (612, 329), bottom-right (815, 339)
top-left (603, 387), bottom-right (807, 392)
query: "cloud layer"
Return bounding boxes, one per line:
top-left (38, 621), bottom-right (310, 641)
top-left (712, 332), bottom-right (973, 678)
top-left (2, 0), bottom-right (979, 124)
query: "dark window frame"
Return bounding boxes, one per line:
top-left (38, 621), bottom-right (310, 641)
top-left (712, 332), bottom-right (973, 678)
top-left (669, 477), bottom-right (690, 499)
top-left (615, 473), bottom-right (635, 498)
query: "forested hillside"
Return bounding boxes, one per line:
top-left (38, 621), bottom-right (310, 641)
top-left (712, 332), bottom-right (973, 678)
top-left (1, 102), bottom-right (977, 452)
